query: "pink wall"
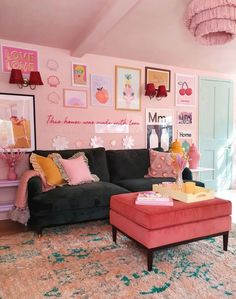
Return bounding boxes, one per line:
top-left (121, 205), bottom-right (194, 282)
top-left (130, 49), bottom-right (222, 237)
top-left (0, 38), bottom-right (235, 185)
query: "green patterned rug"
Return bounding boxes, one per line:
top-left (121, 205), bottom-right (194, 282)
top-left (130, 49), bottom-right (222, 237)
top-left (0, 221), bottom-right (235, 299)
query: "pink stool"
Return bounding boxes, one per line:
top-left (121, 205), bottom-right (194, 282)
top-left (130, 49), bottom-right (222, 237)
top-left (110, 192), bottom-right (232, 271)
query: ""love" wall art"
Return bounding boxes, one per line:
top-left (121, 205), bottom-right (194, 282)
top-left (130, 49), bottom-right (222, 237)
top-left (1, 45), bottom-right (38, 74)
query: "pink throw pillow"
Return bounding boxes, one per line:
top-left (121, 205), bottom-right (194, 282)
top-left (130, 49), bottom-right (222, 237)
top-left (59, 156), bottom-right (95, 185)
top-left (146, 150), bottom-right (177, 178)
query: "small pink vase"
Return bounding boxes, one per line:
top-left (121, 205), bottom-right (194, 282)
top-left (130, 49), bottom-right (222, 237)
top-left (7, 166), bottom-right (17, 180)
top-left (176, 170), bottom-right (184, 191)
top-left (188, 143), bottom-right (200, 169)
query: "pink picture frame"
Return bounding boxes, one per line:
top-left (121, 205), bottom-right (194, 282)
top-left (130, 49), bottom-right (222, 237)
top-left (177, 111), bottom-right (193, 124)
top-left (90, 74), bottom-right (113, 107)
top-left (63, 89), bottom-right (88, 108)
top-left (71, 62), bottom-right (88, 87)
top-left (176, 73), bottom-right (196, 106)
top-left (1, 45), bottom-right (38, 75)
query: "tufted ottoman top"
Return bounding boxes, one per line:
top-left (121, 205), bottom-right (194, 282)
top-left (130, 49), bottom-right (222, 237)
top-left (110, 193), bottom-right (232, 230)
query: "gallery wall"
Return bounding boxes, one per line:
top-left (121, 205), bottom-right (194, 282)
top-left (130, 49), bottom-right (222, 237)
top-left (0, 38), bottom-right (235, 185)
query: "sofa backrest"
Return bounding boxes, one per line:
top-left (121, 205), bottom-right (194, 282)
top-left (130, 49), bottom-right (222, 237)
top-left (106, 148), bottom-right (150, 182)
top-left (32, 147), bottom-right (110, 182)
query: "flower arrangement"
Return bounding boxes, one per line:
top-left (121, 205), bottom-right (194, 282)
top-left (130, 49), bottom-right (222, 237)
top-left (171, 153), bottom-right (188, 173)
top-left (171, 153), bottom-right (188, 189)
top-left (0, 147), bottom-right (25, 180)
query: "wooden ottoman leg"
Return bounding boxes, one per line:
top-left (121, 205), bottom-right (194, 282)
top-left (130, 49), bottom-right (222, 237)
top-left (223, 231), bottom-right (229, 251)
top-left (112, 225), bottom-right (117, 243)
top-left (147, 249), bottom-right (153, 271)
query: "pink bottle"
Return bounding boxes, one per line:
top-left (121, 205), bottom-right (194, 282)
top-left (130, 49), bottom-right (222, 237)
top-left (188, 143), bottom-right (200, 169)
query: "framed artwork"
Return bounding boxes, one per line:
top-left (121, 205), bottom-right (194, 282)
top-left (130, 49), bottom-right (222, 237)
top-left (90, 74), bottom-right (113, 107)
top-left (177, 111), bottom-right (193, 124)
top-left (63, 89), bottom-right (87, 108)
top-left (71, 63), bottom-right (88, 86)
top-left (177, 130), bottom-right (193, 139)
top-left (145, 67), bottom-right (171, 92)
top-left (176, 73), bottom-right (196, 106)
top-left (0, 93), bottom-right (36, 151)
top-left (115, 66), bottom-right (141, 111)
top-left (1, 45), bottom-right (38, 75)
top-left (146, 108), bottom-right (173, 150)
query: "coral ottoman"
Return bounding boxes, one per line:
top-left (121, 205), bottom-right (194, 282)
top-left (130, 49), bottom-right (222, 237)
top-left (110, 192), bottom-right (232, 271)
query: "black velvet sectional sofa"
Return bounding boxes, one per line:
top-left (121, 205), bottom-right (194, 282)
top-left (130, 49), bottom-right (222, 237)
top-left (27, 147), bottom-right (204, 234)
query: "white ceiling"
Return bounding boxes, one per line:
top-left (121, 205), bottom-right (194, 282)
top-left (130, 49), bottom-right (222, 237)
top-left (1, 0), bottom-right (236, 73)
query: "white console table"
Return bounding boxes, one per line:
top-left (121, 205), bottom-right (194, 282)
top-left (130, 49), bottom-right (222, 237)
top-left (190, 167), bottom-right (214, 180)
top-left (0, 179), bottom-right (19, 220)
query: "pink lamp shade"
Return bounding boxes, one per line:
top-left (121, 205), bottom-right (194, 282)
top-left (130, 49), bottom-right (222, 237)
top-left (29, 71), bottom-right (43, 86)
top-left (185, 0), bottom-right (236, 45)
top-left (156, 85), bottom-right (167, 98)
top-left (9, 69), bottom-right (24, 84)
top-left (145, 83), bottom-right (156, 98)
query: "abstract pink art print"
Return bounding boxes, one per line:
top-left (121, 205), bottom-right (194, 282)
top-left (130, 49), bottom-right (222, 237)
top-left (64, 89), bottom-right (87, 108)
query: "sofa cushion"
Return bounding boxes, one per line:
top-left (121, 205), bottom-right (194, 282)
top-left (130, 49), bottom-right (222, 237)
top-left (30, 153), bottom-right (65, 186)
top-left (49, 152), bottom-right (99, 183)
top-left (106, 149), bottom-right (150, 182)
top-left (146, 150), bottom-right (177, 178)
top-left (28, 182), bottom-right (129, 216)
top-left (114, 178), bottom-right (175, 192)
top-left (33, 147), bottom-right (110, 182)
top-left (59, 156), bottom-right (97, 185)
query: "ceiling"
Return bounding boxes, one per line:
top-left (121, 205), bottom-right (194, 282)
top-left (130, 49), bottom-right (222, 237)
top-left (1, 0), bottom-right (236, 73)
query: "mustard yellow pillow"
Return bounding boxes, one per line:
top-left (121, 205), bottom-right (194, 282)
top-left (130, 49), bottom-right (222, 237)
top-left (30, 153), bottom-right (65, 186)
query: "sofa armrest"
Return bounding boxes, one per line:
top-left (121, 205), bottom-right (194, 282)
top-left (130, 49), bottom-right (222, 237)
top-left (182, 167), bottom-right (205, 187)
top-left (28, 176), bottom-right (43, 198)
top-left (182, 167), bottom-right (193, 180)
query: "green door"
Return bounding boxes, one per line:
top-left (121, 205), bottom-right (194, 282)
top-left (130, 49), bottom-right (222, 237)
top-left (199, 78), bottom-right (233, 191)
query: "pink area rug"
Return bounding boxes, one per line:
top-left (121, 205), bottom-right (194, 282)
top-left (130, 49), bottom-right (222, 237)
top-left (0, 221), bottom-right (235, 298)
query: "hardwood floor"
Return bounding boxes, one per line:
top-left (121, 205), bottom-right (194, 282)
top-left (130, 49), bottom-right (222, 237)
top-left (0, 220), bottom-right (29, 237)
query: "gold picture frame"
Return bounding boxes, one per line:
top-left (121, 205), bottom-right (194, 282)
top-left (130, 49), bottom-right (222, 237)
top-left (145, 67), bottom-right (171, 92)
top-left (115, 65), bottom-right (141, 111)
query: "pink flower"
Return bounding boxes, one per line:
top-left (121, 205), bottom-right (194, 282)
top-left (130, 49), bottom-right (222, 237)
top-left (0, 147), bottom-right (25, 167)
top-left (171, 153), bottom-right (188, 173)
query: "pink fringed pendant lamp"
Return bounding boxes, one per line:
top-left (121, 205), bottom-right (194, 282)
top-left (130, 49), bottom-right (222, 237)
top-left (185, 0), bottom-right (236, 45)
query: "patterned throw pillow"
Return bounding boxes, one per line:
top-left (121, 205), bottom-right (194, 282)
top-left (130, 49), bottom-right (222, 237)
top-left (30, 153), bottom-right (65, 186)
top-left (49, 152), bottom-right (99, 184)
top-left (146, 149), bottom-right (177, 178)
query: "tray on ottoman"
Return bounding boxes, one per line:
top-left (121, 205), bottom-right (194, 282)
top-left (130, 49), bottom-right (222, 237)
top-left (110, 192), bottom-right (232, 271)
top-left (153, 184), bottom-right (215, 203)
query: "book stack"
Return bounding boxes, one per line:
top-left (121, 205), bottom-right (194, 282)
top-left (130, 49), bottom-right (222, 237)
top-left (135, 191), bottom-right (173, 206)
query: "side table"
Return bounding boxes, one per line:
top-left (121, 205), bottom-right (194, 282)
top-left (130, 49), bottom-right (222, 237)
top-left (190, 167), bottom-right (214, 180)
top-left (0, 179), bottom-right (20, 220)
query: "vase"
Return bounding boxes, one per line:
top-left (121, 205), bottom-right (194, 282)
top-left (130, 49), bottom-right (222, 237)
top-left (188, 143), bottom-right (200, 169)
top-left (176, 170), bottom-right (184, 191)
top-left (170, 139), bottom-right (184, 154)
top-left (7, 165), bottom-right (17, 180)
